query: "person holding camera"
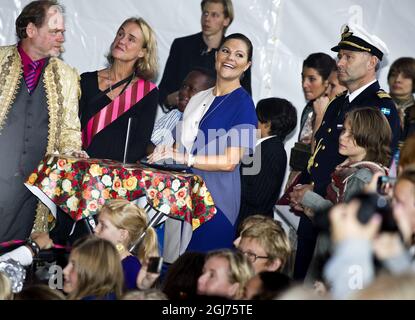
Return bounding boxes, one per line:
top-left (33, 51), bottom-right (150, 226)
top-left (323, 167), bottom-right (415, 299)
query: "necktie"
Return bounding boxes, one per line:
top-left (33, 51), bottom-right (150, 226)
top-left (25, 60), bottom-right (40, 94)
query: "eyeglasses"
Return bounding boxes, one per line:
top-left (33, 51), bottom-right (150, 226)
top-left (238, 249), bottom-right (269, 263)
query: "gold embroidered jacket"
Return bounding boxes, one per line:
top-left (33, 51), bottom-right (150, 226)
top-left (0, 45), bottom-right (82, 232)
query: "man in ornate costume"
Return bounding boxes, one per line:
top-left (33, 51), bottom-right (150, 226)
top-left (0, 0), bottom-right (82, 242)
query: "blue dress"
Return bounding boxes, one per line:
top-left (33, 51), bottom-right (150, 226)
top-left (186, 87), bottom-right (257, 252)
top-left (122, 255), bottom-right (141, 290)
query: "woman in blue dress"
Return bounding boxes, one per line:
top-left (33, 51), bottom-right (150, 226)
top-left (149, 33), bottom-right (257, 252)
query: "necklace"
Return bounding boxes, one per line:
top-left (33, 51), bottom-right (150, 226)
top-left (199, 88), bottom-right (236, 127)
top-left (107, 69), bottom-right (113, 96)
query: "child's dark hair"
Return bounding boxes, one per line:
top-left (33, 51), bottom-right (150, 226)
top-left (303, 52), bottom-right (336, 80)
top-left (256, 98), bottom-right (297, 141)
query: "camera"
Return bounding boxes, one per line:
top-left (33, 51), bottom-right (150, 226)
top-left (314, 192), bottom-right (399, 233)
top-left (147, 256), bottom-right (163, 274)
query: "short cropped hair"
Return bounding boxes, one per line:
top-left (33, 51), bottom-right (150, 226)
top-left (240, 220), bottom-right (291, 269)
top-left (256, 98), bottom-right (297, 141)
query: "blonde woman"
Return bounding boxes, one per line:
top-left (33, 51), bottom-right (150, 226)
top-left (79, 17), bottom-right (159, 162)
top-left (197, 249), bottom-right (254, 299)
top-left (94, 199), bottom-right (158, 290)
top-left (63, 237), bottom-right (124, 300)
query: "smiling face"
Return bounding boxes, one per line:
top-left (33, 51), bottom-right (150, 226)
top-left (215, 38), bottom-right (251, 84)
top-left (178, 71), bottom-right (214, 112)
top-left (110, 21), bottom-right (146, 66)
top-left (301, 67), bottom-right (328, 101)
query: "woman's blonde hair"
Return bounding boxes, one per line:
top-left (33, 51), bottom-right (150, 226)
top-left (206, 249), bottom-right (254, 299)
top-left (99, 199), bottom-right (158, 262)
top-left (67, 236), bottom-right (124, 300)
top-left (107, 17), bottom-right (158, 81)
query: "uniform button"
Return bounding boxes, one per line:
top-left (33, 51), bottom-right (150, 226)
top-left (25, 138), bottom-right (29, 142)
top-left (27, 126), bottom-right (31, 129)
top-left (327, 128), bottom-right (332, 133)
top-left (322, 121), bottom-right (325, 125)
top-left (314, 163), bottom-right (319, 168)
top-left (322, 145), bottom-right (326, 150)
top-left (23, 151), bottom-right (27, 155)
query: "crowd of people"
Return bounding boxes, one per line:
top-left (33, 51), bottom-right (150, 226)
top-left (1, 0), bottom-right (415, 300)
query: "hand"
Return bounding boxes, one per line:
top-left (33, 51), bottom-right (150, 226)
top-left (147, 145), bottom-right (186, 164)
top-left (30, 232), bottom-right (53, 250)
top-left (313, 96), bottom-right (330, 118)
top-left (70, 150), bottom-right (90, 159)
top-left (329, 200), bottom-right (382, 244)
top-left (363, 172), bottom-right (383, 194)
top-left (166, 91), bottom-right (179, 108)
top-left (136, 258), bottom-right (161, 290)
top-left (289, 184), bottom-right (313, 211)
top-left (373, 233), bottom-right (405, 261)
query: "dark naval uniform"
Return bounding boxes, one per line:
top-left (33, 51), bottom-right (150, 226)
top-left (294, 81), bottom-right (400, 281)
top-left (301, 81), bottom-right (400, 197)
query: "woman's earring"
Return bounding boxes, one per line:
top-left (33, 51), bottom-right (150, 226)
top-left (116, 243), bottom-right (126, 253)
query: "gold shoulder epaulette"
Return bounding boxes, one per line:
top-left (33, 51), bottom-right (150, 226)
top-left (377, 90), bottom-right (391, 99)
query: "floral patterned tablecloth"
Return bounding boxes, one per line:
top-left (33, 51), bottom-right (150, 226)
top-left (26, 155), bottom-right (217, 230)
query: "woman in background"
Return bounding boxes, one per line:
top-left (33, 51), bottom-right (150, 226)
top-left (63, 237), bottom-right (124, 300)
top-left (387, 57), bottom-right (415, 141)
top-left (79, 17), bottom-right (159, 162)
top-left (298, 53), bottom-right (337, 146)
